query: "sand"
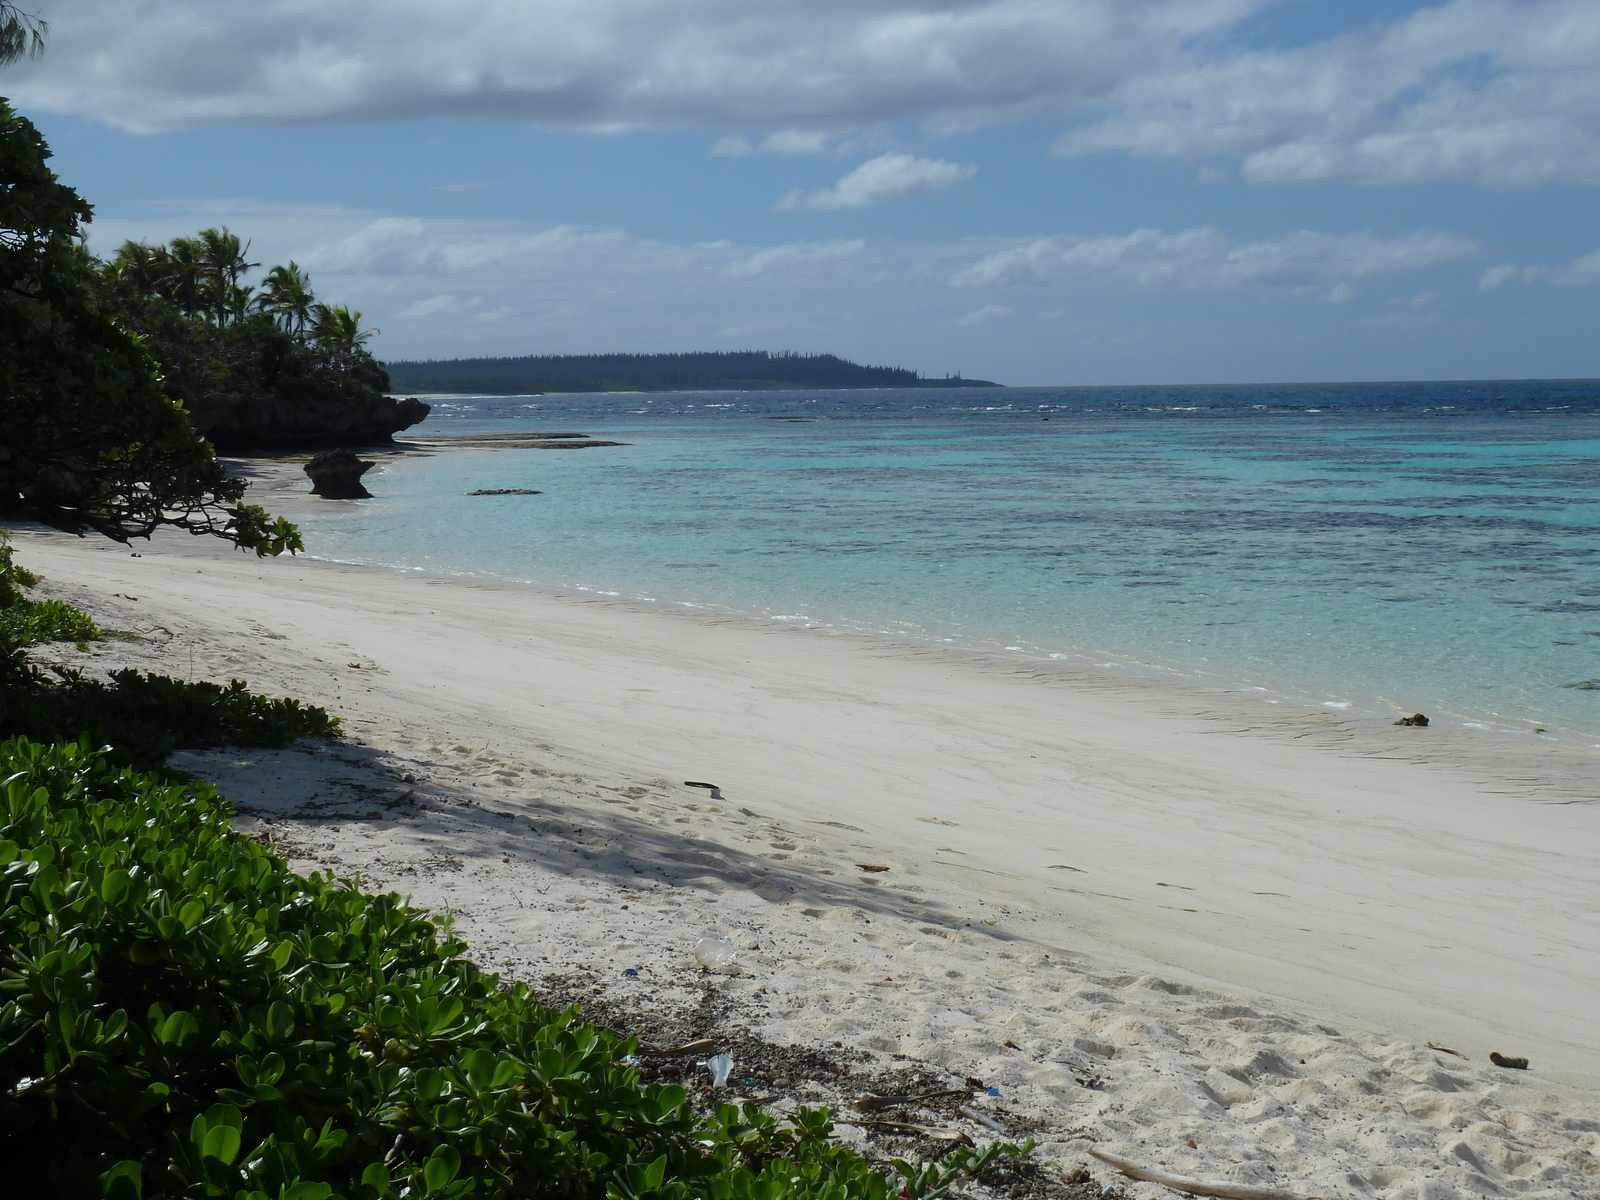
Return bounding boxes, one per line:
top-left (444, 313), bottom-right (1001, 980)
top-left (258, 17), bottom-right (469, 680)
top-left (10, 511), bottom-right (1600, 1200)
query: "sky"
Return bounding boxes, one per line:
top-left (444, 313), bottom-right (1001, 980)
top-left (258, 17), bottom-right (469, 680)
top-left (6, 0), bottom-right (1600, 385)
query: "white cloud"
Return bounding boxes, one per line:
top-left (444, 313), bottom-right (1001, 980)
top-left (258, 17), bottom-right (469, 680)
top-left (951, 304), bottom-right (1012, 326)
top-left (10, 1), bottom-right (1600, 190)
top-left (1479, 264), bottom-right (1521, 291)
top-left (1552, 247), bottom-right (1600, 286)
top-left (3, 0), bottom-right (1267, 132)
top-left (1056, 0), bottom-right (1600, 187)
top-left (712, 130), bottom-right (836, 157)
top-left (951, 227), bottom-right (1479, 293)
top-left (726, 239), bottom-right (867, 278)
top-left (777, 153), bottom-right (975, 211)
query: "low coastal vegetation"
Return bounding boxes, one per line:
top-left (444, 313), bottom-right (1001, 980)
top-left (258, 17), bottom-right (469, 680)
top-left (386, 351), bottom-right (998, 395)
top-left (0, 732), bottom-right (1025, 1199)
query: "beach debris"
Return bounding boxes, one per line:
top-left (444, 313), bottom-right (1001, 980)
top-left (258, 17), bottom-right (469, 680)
top-left (958, 1105), bottom-right (1008, 1134)
top-left (706, 1054), bottom-right (735, 1087)
top-left (647, 1039), bottom-right (718, 1058)
top-left (1393, 713), bottom-right (1430, 727)
top-left (857, 863), bottom-right (890, 873)
top-left (985, 1087), bottom-right (1001, 1097)
top-left (1087, 1149), bottom-right (1309, 1200)
top-left (1428, 1042), bottom-right (1467, 1059)
top-left (684, 780), bottom-right (724, 800)
top-left (852, 1089), bottom-right (967, 1112)
top-left (623, 968), bottom-right (640, 977)
top-left (466, 488), bottom-right (542, 496)
top-left (693, 937), bottom-right (738, 969)
top-left (1490, 1051), bottom-right (1530, 1070)
top-left (304, 447), bottom-right (376, 499)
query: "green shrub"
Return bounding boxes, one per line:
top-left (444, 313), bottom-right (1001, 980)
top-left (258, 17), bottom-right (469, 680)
top-left (0, 595), bottom-right (103, 645)
top-left (0, 538), bottom-right (103, 647)
top-left (0, 670), bottom-right (341, 770)
top-left (0, 738), bottom-right (1025, 1198)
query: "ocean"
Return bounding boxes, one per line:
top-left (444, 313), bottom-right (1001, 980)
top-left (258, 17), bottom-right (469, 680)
top-left (293, 380), bottom-right (1600, 741)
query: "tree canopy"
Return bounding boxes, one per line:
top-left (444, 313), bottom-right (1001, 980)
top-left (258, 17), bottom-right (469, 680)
top-left (0, 99), bottom-right (301, 553)
top-left (94, 228), bottom-right (399, 449)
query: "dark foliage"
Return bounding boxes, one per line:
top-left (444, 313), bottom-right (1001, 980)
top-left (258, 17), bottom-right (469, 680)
top-left (0, 669), bottom-right (342, 771)
top-left (0, 100), bottom-right (300, 553)
top-left (91, 233), bottom-right (417, 452)
top-left (386, 351), bottom-right (997, 395)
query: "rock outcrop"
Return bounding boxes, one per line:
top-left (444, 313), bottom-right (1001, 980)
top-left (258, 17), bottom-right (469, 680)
top-left (194, 395), bottom-right (431, 452)
top-left (304, 449), bottom-right (376, 499)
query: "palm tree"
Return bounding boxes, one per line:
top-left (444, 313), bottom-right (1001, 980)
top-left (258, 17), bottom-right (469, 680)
top-left (311, 304), bottom-right (377, 380)
top-left (254, 262), bottom-right (316, 337)
top-left (0, 4), bottom-right (46, 67)
top-left (161, 236), bottom-right (206, 318)
top-left (109, 241), bottom-right (165, 295)
top-left (311, 304), bottom-right (375, 353)
top-left (196, 227), bottom-right (257, 326)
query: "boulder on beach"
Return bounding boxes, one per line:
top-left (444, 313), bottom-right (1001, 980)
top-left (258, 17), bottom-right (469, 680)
top-left (1393, 713), bottom-right (1429, 727)
top-left (304, 448), bottom-right (376, 499)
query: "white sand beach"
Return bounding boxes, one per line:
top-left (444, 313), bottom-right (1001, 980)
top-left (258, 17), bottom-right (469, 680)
top-left (11, 511), bottom-right (1600, 1200)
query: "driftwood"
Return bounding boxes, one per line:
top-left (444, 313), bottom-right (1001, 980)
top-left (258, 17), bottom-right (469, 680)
top-left (852, 1088), bottom-right (967, 1112)
top-left (644, 1038), bottom-right (718, 1058)
top-left (1087, 1149), bottom-right (1310, 1200)
top-left (957, 1104), bottom-right (1008, 1133)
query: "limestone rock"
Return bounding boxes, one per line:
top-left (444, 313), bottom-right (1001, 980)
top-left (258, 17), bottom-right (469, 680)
top-left (304, 448), bottom-right (376, 499)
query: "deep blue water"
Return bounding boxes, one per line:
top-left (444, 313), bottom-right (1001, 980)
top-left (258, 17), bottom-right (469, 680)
top-left (294, 380), bottom-right (1600, 740)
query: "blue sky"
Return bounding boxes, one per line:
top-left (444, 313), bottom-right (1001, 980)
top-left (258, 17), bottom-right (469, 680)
top-left (8, 0), bottom-right (1600, 385)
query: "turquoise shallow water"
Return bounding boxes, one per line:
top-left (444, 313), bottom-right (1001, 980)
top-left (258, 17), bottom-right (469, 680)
top-left (294, 381), bottom-right (1600, 739)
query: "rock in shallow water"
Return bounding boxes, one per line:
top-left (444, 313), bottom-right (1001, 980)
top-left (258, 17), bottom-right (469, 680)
top-left (304, 448), bottom-right (376, 499)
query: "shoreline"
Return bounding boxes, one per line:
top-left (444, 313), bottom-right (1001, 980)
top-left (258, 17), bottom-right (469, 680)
top-left (11, 522), bottom-right (1600, 1197)
top-left (241, 448), bottom-right (1600, 751)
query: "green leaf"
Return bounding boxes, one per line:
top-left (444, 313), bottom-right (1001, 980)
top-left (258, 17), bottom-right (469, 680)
top-left (201, 1122), bottom-right (241, 1165)
top-left (101, 868), bottom-right (130, 904)
top-left (160, 1010), bottom-right (199, 1048)
top-left (360, 1163), bottom-right (391, 1192)
top-left (414, 1068), bottom-right (444, 1102)
top-left (264, 1001), bottom-right (294, 1041)
top-left (280, 1185), bottom-right (334, 1200)
top-left (100, 1160), bottom-right (142, 1200)
top-left (423, 1145), bottom-right (460, 1194)
top-left (463, 1049), bottom-right (494, 1092)
top-left (644, 1155), bottom-right (667, 1191)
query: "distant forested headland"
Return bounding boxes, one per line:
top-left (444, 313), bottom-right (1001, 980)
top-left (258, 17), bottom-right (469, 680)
top-left (385, 351), bottom-right (1000, 394)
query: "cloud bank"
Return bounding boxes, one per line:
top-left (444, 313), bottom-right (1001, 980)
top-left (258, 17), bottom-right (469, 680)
top-left (83, 204), bottom-right (1483, 367)
top-left (953, 228), bottom-right (1480, 297)
top-left (10, 1), bottom-right (1600, 188)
